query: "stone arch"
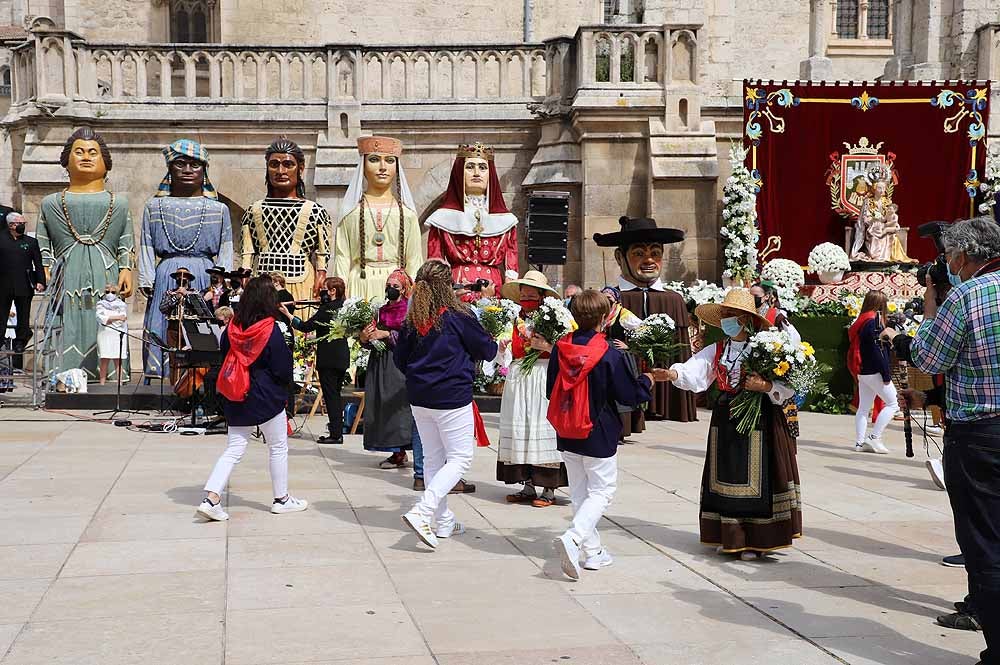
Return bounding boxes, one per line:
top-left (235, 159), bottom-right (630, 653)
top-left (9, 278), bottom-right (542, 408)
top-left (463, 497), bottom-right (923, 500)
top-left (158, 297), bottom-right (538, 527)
top-left (594, 32), bottom-right (612, 83)
top-left (641, 33), bottom-right (660, 83)
top-left (671, 31), bottom-right (696, 83)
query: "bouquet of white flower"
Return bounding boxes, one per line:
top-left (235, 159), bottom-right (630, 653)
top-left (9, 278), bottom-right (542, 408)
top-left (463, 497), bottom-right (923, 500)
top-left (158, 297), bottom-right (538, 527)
top-left (761, 258), bottom-right (806, 313)
top-left (472, 298), bottom-right (520, 339)
top-left (978, 144), bottom-right (1000, 215)
top-left (626, 313), bottom-right (683, 366)
top-left (319, 297), bottom-right (384, 351)
top-left (721, 143), bottom-right (761, 284)
top-left (519, 296), bottom-right (575, 375)
top-left (807, 242), bottom-right (851, 274)
top-left (729, 329), bottom-right (818, 434)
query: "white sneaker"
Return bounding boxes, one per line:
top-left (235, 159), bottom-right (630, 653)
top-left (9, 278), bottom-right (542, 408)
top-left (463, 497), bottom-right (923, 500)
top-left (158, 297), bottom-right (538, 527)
top-left (854, 442), bottom-right (865, 452)
top-left (196, 498), bottom-right (229, 522)
top-left (402, 511), bottom-right (439, 549)
top-left (435, 521), bottom-right (465, 539)
top-left (271, 495), bottom-right (308, 514)
top-left (582, 549), bottom-right (614, 571)
top-left (740, 551), bottom-right (760, 561)
top-left (553, 533), bottom-right (581, 581)
top-left (867, 435), bottom-right (890, 454)
top-left (926, 458), bottom-right (946, 490)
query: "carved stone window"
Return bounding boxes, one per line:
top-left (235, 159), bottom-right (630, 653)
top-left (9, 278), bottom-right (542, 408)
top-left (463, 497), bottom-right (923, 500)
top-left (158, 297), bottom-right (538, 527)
top-left (0, 67), bottom-right (10, 96)
top-left (164, 0), bottom-right (218, 43)
top-left (829, 0), bottom-right (892, 55)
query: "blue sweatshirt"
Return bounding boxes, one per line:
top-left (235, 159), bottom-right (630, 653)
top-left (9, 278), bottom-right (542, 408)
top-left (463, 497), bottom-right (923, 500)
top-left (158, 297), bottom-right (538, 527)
top-left (859, 317), bottom-right (891, 382)
top-left (393, 309), bottom-right (498, 410)
top-left (220, 323), bottom-right (294, 427)
top-left (546, 329), bottom-right (653, 458)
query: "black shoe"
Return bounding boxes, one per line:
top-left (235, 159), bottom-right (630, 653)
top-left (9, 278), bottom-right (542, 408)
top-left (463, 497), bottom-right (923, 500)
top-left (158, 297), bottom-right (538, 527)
top-left (941, 554), bottom-right (965, 567)
top-left (936, 611), bottom-right (981, 631)
top-left (317, 434), bottom-right (343, 445)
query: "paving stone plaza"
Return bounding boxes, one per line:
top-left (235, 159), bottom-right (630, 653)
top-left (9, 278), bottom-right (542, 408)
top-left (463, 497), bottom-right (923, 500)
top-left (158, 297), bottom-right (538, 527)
top-left (0, 408), bottom-right (984, 664)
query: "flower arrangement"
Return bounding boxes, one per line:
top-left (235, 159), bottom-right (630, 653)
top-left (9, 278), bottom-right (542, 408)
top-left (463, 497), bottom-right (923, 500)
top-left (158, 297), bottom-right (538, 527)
top-left (721, 143), bottom-right (761, 285)
top-left (319, 297), bottom-right (383, 351)
top-left (807, 242), bottom-right (851, 274)
top-left (729, 329), bottom-right (819, 434)
top-left (665, 280), bottom-right (729, 315)
top-left (760, 258), bottom-right (805, 312)
top-left (978, 144), bottom-right (1000, 216)
top-left (519, 296), bottom-right (576, 374)
top-left (626, 313), bottom-right (682, 366)
top-left (473, 298), bottom-right (520, 339)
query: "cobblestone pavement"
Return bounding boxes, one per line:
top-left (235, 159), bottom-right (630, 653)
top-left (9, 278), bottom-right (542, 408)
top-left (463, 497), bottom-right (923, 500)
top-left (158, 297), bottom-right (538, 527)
top-left (0, 408), bottom-right (982, 664)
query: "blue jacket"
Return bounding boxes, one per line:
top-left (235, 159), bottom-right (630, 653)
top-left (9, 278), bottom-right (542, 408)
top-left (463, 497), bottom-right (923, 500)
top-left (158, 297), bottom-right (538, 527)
top-left (546, 329), bottom-right (653, 458)
top-left (859, 317), bottom-right (891, 382)
top-left (220, 323), bottom-right (293, 427)
top-left (394, 309), bottom-right (498, 410)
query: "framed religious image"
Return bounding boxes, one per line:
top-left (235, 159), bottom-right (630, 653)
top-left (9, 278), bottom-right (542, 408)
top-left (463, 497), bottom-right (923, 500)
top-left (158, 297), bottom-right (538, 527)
top-left (825, 137), bottom-right (897, 220)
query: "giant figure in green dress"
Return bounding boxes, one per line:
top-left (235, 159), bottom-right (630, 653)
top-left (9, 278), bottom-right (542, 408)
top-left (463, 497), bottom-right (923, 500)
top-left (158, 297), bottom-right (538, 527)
top-left (37, 128), bottom-right (135, 380)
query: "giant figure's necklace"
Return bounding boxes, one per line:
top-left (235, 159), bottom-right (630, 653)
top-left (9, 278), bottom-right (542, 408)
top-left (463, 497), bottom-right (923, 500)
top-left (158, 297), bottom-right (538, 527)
top-left (60, 190), bottom-right (116, 246)
top-left (157, 198), bottom-right (207, 253)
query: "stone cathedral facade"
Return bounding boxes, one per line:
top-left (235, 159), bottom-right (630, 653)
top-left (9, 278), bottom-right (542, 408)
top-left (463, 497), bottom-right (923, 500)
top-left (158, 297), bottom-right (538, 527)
top-left (0, 0), bottom-right (997, 286)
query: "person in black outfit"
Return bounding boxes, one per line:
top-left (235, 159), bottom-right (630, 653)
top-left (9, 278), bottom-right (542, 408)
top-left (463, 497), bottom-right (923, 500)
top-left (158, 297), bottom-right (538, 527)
top-left (0, 211), bottom-right (46, 366)
top-left (280, 276), bottom-right (349, 444)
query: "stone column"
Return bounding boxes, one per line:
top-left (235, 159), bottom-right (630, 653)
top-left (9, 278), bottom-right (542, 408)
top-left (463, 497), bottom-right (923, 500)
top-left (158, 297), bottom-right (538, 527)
top-left (907, 0), bottom-right (949, 79)
top-left (800, 0), bottom-right (833, 79)
top-left (883, 0), bottom-right (914, 79)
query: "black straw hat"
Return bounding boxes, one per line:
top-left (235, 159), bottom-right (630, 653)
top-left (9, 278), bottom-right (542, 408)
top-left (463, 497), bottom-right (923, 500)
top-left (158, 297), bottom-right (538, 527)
top-left (593, 216), bottom-right (685, 248)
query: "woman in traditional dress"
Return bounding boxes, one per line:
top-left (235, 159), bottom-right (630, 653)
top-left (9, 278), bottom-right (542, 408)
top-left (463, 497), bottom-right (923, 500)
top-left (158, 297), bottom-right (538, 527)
top-left (361, 269), bottom-right (419, 470)
top-left (138, 139), bottom-right (232, 379)
top-left (662, 288), bottom-right (802, 560)
top-left (497, 270), bottom-right (568, 508)
top-left (600, 286), bottom-right (644, 441)
top-left (335, 136), bottom-right (424, 302)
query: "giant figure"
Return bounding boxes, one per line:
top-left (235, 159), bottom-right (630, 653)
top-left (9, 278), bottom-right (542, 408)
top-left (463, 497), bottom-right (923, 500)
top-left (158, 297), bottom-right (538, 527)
top-left (241, 138), bottom-right (331, 300)
top-left (139, 139), bottom-right (232, 379)
top-left (37, 128), bottom-right (135, 379)
top-left (424, 142), bottom-right (519, 287)
top-left (335, 136), bottom-right (423, 300)
top-left (593, 216), bottom-right (696, 424)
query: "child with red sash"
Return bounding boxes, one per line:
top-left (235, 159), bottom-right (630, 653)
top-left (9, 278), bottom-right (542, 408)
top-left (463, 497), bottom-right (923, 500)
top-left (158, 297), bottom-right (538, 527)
top-left (546, 290), bottom-right (658, 580)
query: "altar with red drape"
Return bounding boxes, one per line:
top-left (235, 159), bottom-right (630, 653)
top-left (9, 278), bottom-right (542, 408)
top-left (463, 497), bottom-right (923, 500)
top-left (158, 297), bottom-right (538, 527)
top-left (744, 80), bottom-right (990, 264)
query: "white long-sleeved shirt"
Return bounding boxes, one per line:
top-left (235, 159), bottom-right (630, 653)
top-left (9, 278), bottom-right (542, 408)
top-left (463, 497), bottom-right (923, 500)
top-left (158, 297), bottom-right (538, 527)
top-left (669, 340), bottom-right (794, 405)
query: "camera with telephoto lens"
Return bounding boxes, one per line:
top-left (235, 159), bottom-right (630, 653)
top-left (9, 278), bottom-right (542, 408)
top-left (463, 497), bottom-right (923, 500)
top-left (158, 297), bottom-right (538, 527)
top-left (915, 221), bottom-right (950, 289)
top-left (459, 278), bottom-right (491, 292)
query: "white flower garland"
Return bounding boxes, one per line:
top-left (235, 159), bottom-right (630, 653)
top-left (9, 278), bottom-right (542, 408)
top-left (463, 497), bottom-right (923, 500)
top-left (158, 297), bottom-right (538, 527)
top-left (978, 144), bottom-right (1000, 216)
top-left (761, 258), bottom-right (805, 312)
top-left (721, 143), bottom-right (760, 284)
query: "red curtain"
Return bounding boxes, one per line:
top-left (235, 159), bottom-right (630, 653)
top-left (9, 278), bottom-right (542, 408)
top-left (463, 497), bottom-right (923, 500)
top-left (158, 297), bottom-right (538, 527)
top-left (745, 81), bottom-right (990, 264)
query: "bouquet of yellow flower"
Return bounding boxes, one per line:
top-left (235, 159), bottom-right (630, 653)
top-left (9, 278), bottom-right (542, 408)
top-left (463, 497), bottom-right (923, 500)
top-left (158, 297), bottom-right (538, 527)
top-left (730, 329), bottom-right (818, 435)
top-left (472, 298), bottom-right (520, 339)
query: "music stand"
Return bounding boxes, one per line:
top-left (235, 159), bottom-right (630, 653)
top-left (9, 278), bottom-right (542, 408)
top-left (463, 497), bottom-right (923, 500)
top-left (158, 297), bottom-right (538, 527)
top-left (94, 322), bottom-right (149, 420)
top-left (177, 319), bottom-right (222, 427)
top-left (144, 330), bottom-right (176, 414)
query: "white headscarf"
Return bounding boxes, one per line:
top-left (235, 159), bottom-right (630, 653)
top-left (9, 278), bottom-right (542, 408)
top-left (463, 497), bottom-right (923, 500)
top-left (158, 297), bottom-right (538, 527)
top-left (337, 156), bottom-right (416, 225)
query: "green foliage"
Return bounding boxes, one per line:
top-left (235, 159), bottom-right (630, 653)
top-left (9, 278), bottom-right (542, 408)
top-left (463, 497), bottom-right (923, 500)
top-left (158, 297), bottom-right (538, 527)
top-left (795, 298), bottom-right (850, 318)
top-left (804, 384), bottom-right (853, 415)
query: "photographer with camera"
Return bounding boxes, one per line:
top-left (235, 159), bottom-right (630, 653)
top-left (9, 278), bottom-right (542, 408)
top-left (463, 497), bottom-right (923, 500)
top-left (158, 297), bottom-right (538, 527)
top-left (885, 217), bottom-right (1000, 665)
top-left (453, 278), bottom-right (496, 303)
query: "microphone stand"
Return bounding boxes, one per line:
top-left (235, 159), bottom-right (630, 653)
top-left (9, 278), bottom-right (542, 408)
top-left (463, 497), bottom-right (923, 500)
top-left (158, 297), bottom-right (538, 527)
top-left (94, 317), bottom-right (148, 419)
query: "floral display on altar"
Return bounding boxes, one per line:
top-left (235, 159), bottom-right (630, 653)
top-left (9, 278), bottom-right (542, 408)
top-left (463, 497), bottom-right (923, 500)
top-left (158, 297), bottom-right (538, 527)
top-left (760, 259), bottom-right (805, 312)
top-left (807, 243), bottom-right (851, 278)
top-left (720, 144), bottom-right (760, 285)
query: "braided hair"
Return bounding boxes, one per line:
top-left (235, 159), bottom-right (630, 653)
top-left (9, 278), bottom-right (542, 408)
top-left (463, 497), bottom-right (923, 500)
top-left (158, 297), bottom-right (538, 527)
top-left (358, 155), bottom-right (407, 280)
top-left (265, 137), bottom-right (306, 198)
top-left (406, 259), bottom-right (470, 333)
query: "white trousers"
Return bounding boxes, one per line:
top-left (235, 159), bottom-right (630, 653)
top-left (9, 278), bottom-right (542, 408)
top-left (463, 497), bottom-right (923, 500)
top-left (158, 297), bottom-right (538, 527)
top-left (855, 372), bottom-right (899, 442)
top-left (410, 404), bottom-right (475, 531)
top-left (205, 411), bottom-right (289, 499)
top-left (562, 451), bottom-right (618, 558)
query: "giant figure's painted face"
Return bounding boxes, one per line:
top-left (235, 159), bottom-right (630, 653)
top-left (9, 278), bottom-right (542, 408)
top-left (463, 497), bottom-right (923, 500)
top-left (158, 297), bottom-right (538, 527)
top-left (464, 157), bottom-right (489, 197)
top-left (267, 152), bottom-right (303, 193)
top-left (616, 242), bottom-right (664, 286)
top-left (363, 153), bottom-right (398, 190)
top-left (67, 140), bottom-right (107, 180)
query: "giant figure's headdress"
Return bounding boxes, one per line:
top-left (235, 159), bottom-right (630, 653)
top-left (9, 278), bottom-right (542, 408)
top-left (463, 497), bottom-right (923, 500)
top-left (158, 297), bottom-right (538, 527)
top-left (156, 138), bottom-right (217, 199)
top-left (337, 135), bottom-right (416, 225)
top-left (424, 142), bottom-right (517, 237)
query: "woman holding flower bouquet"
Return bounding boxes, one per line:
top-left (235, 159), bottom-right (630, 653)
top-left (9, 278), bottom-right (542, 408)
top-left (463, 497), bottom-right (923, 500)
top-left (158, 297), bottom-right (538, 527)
top-left (361, 269), bottom-right (420, 472)
top-left (662, 288), bottom-right (803, 559)
top-left (496, 271), bottom-right (570, 508)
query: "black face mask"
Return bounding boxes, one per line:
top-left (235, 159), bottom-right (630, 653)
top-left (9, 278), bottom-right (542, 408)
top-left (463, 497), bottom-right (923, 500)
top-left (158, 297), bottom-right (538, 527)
top-left (385, 286), bottom-right (401, 301)
top-left (11, 223), bottom-right (25, 235)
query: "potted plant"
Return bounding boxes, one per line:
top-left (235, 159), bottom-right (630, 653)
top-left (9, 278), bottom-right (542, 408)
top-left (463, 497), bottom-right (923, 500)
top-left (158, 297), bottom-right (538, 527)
top-left (807, 242), bottom-right (851, 284)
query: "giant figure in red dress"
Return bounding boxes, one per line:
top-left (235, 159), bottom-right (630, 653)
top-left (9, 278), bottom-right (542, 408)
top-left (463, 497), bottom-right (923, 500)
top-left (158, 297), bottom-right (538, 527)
top-left (425, 143), bottom-right (519, 287)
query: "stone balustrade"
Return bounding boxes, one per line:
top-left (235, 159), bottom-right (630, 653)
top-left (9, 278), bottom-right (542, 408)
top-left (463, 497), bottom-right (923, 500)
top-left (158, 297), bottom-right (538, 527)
top-left (575, 24), bottom-right (698, 88)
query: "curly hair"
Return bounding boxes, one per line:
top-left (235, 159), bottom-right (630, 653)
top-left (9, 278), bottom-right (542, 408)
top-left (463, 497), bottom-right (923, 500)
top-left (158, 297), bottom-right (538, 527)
top-left (406, 260), bottom-right (469, 333)
top-left (60, 127), bottom-right (113, 171)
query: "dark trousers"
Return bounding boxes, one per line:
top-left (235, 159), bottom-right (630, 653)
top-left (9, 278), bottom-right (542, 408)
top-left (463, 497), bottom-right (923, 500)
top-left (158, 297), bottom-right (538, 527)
top-left (318, 368), bottom-right (346, 435)
top-left (944, 419), bottom-right (1000, 665)
top-left (0, 293), bottom-right (32, 368)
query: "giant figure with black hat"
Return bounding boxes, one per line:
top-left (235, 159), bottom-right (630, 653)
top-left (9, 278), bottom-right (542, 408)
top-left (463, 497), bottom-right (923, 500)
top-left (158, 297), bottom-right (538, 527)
top-left (593, 216), bottom-right (697, 425)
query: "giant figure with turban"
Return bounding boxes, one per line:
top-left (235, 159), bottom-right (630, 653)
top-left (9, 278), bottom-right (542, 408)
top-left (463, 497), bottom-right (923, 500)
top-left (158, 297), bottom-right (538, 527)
top-left (139, 139), bottom-right (233, 379)
top-left (424, 142), bottom-right (519, 288)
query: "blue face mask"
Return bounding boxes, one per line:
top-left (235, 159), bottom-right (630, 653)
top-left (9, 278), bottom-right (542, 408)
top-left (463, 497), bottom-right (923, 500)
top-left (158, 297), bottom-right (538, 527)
top-left (721, 316), bottom-right (743, 337)
top-left (947, 257), bottom-right (963, 287)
